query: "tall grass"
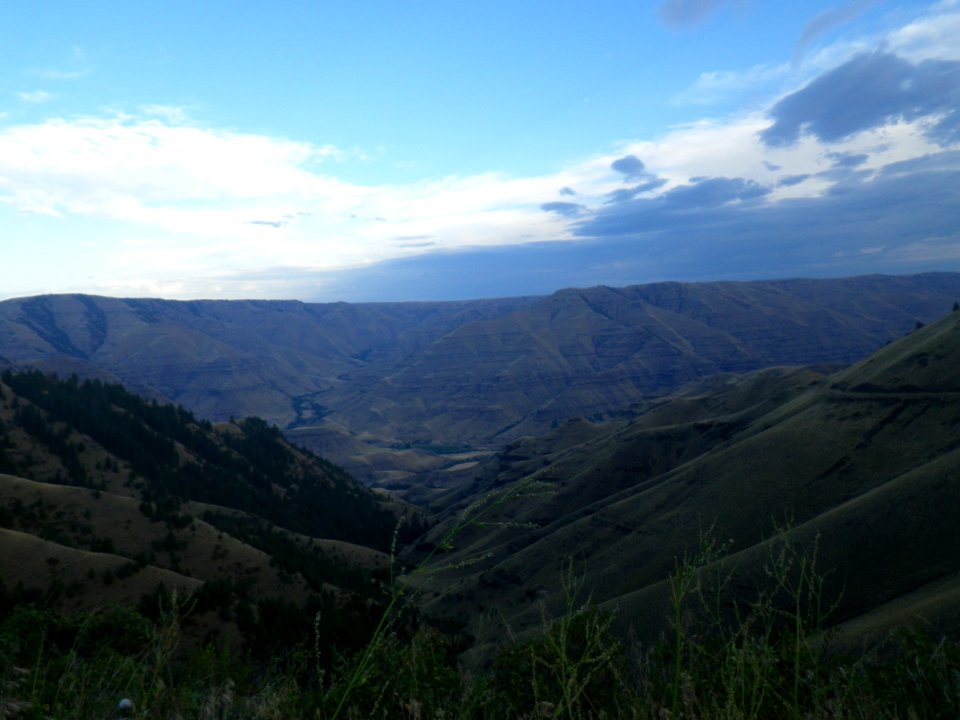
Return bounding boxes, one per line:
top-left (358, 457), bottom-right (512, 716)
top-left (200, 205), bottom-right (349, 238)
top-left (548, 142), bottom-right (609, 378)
top-left (0, 593), bottom-right (190, 719)
top-left (2, 524), bottom-right (958, 718)
top-left (322, 475), bottom-right (552, 719)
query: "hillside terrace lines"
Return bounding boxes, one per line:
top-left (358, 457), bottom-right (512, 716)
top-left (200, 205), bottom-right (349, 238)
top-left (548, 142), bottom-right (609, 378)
top-left (826, 387), bottom-right (960, 400)
top-left (1, 275), bottom-right (960, 489)
top-left (414, 308), bottom-right (960, 648)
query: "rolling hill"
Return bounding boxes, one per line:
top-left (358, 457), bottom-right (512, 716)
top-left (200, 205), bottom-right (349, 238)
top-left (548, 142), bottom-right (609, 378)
top-left (0, 370), bottom-right (407, 656)
top-left (409, 305), bottom-right (960, 654)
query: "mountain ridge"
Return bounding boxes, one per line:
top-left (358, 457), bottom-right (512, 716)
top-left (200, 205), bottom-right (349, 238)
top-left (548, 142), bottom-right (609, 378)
top-left (2, 273), bottom-right (959, 491)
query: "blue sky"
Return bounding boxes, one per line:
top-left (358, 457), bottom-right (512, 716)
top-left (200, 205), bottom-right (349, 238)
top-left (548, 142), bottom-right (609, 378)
top-left (2, 0), bottom-right (959, 301)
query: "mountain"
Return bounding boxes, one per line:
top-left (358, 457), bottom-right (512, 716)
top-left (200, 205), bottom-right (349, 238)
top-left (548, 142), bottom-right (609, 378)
top-left (2, 273), bottom-right (959, 492)
top-left (0, 294), bottom-right (535, 427)
top-left (0, 370), bottom-right (407, 656)
top-left (410, 306), bottom-right (960, 654)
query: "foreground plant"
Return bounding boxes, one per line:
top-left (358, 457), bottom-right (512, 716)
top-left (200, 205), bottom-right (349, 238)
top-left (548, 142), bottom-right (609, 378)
top-left (323, 475), bottom-right (552, 719)
top-left (483, 562), bottom-right (628, 720)
top-left (1, 518), bottom-right (958, 718)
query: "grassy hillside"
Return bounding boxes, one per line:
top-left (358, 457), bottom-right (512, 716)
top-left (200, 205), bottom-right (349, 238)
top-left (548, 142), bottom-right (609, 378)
top-left (0, 369), bottom-right (410, 664)
top-left (411, 306), bottom-right (960, 658)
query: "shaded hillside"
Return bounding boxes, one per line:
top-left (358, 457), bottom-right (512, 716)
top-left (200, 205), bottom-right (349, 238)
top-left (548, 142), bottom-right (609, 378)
top-left (0, 370), bottom-right (406, 657)
top-left (411, 307), bottom-right (960, 654)
top-left (337, 274), bottom-right (960, 446)
top-left (0, 294), bottom-right (534, 429)
top-left (1, 275), bottom-right (959, 473)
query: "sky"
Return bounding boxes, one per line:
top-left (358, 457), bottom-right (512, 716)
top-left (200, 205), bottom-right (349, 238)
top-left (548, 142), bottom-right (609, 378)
top-left (2, 0), bottom-right (959, 302)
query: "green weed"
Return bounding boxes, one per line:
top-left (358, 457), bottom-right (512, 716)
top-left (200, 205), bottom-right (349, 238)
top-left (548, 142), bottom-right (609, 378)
top-left (1, 522), bottom-right (958, 718)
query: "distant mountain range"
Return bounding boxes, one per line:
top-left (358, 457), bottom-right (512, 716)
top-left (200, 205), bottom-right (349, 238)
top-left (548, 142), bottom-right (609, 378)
top-left (2, 273), bottom-right (960, 490)
top-left (412, 305), bottom-right (960, 653)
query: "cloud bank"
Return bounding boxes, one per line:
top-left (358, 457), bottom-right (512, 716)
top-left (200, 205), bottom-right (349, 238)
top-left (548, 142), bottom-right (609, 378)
top-left (762, 51), bottom-right (960, 147)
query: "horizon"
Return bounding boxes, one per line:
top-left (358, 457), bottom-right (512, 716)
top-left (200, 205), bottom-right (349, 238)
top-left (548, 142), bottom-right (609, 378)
top-left (3, 1), bottom-right (959, 303)
top-left (2, 268), bottom-right (956, 307)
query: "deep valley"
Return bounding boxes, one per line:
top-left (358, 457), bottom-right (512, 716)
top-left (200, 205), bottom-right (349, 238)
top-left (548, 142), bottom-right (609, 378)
top-left (1, 272), bottom-right (959, 717)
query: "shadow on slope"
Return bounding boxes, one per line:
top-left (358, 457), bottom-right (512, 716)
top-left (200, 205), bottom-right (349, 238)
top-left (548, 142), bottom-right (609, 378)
top-left (0, 371), bottom-right (410, 659)
top-left (411, 307), bottom-right (960, 655)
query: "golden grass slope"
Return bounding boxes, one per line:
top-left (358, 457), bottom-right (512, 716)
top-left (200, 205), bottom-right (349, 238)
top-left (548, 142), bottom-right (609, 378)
top-left (0, 473), bottom-right (314, 606)
top-left (0, 371), bottom-right (399, 623)
top-left (0, 526), bottom-right (201, 609)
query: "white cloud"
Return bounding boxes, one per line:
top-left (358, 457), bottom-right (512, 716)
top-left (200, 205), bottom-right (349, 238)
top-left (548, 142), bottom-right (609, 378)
top-left (0, 116), bottom-right (342, 209)
top-left (888, 5), bottom-right (960, 61)
top-left (18, 90), bottom-right (54, 104)
top-left (0, 113), bottom-right (590, 283)
top-left (140, 105), bottom-right (192, 124)
top-left (606, 111), bottom-right (945, 207)
top-left (671, 64), bottom-right (790, 106)
top-left (31, 46), bottom-right (92, 81)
